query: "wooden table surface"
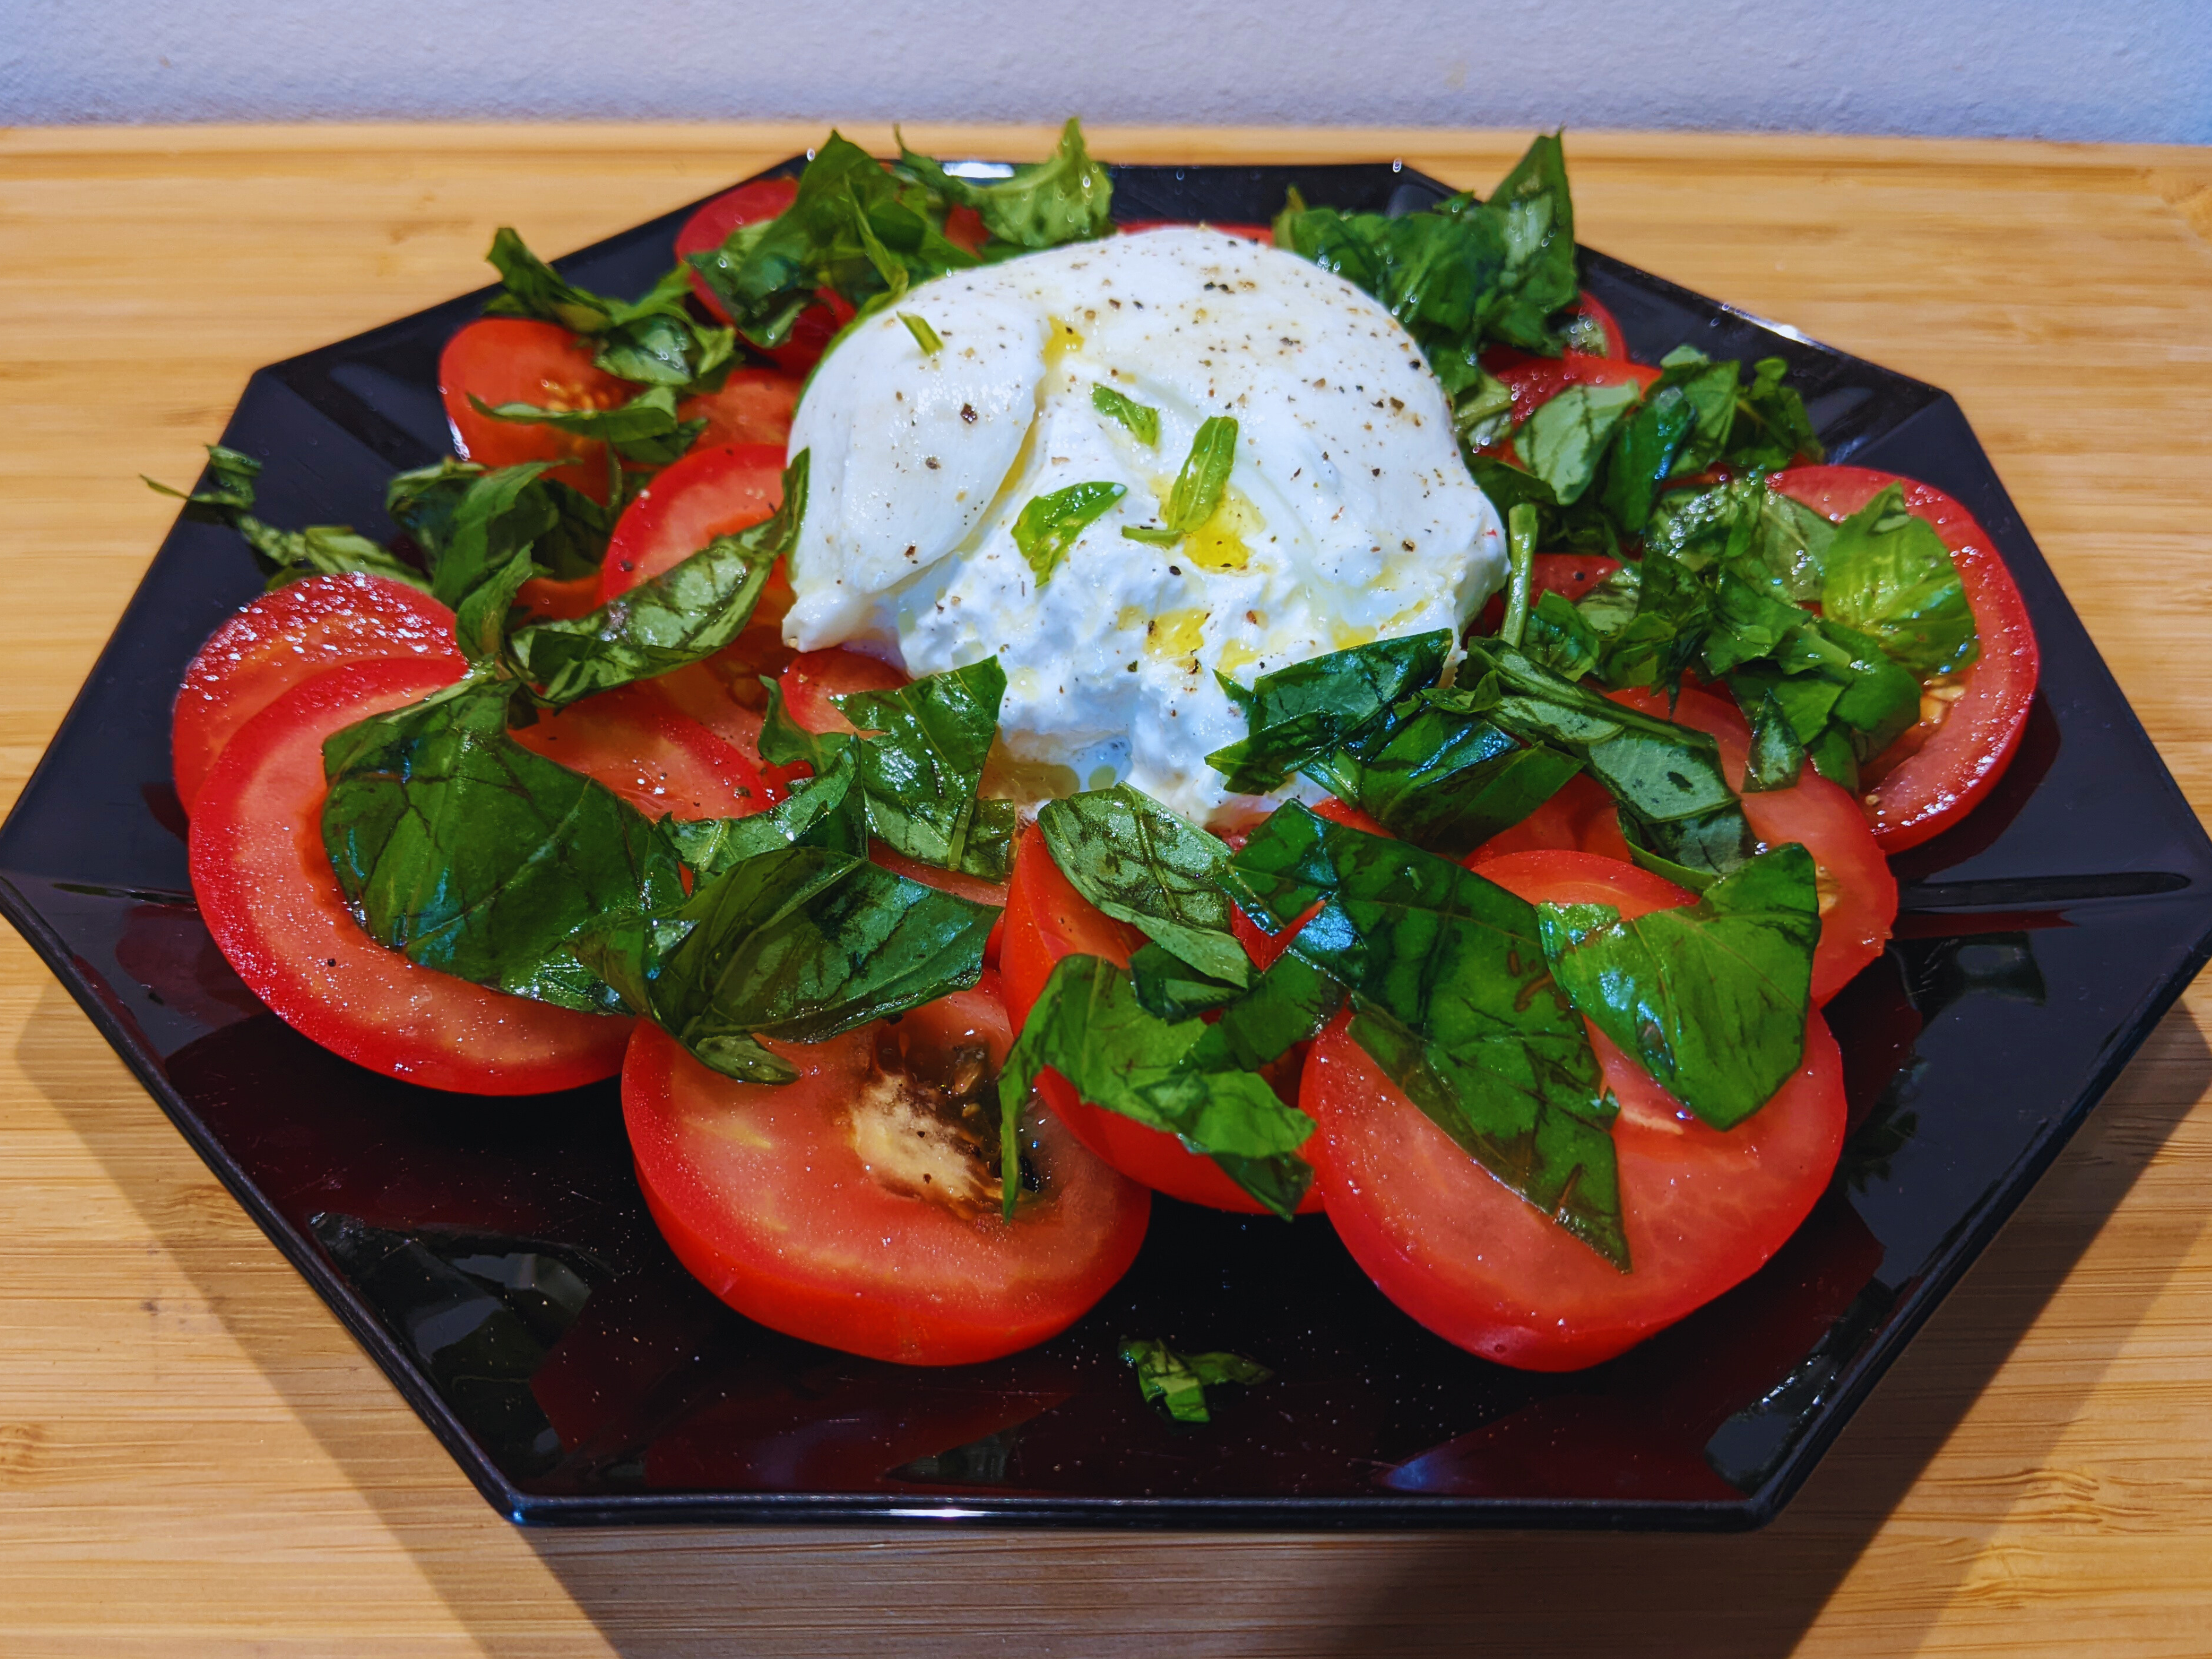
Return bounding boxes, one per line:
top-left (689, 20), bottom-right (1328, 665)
top-left (3, 122), bottom-right (2210, 1657)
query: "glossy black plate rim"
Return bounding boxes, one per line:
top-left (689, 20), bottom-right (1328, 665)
top-left (4, 155), bottom-right (2208, 1531)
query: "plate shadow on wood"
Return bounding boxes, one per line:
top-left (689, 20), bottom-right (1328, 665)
top-left (5, 155), bottom-right (2210, 1556)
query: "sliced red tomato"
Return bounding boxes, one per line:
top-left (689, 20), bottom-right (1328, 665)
top-left (1468, 771), bottom-right (1635, 865)
top-left (1118, 219), bottom-right (1273, 242)
top-left (514, 573), bottom-right (604, 621)
top-left (592, 441), bottom-right (794, 766)
top-left (674, 177), bottom-right (855, 375)
top-left (171, 573), bottom-right (459, 815)
top-left (622, 974), bottom-right (1149, 1364)
top-left (1564, 290), bottom-right (1628, 359)
top-left (1484, 349), bottom-right (1661, 432)
top-left (1610, 685), bottom-right (1895, 1004)
top-left (776, 646), bottom-right (912, 735)
top-left (1307, 848), bottom-right (1847, 1371)
top-left (678, 369), bottom-right (802, 453)
top-left (439, 317), bottom-right (632, 501)
top-left (1771, 465), bottom-right (2040, 852)
top-left (190, 658), bottom-right (634, 1094)
top-left (1001, 824), bottom-right (1327, 1215)
top-left (510, 681), bottom-right (778, 821)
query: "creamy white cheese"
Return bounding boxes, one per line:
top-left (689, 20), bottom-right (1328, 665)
top-left (783, 227), bottom-right (1506, 822)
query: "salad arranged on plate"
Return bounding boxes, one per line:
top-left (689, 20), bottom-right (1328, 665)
top-left (154, 122), bottom-right (2040, 1382)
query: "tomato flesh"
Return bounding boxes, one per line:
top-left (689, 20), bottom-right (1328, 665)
top-left (622, 978), bottom-right (1149, 1365)
top-left (1308, 848), bottom-right (1847, 1370)
top-left (776, 646), bottom-right (912, 735)
top-left (439, 317), bottom-right (631, 500)
top-left (677, 369), bottom-right (802, 454)
top-left (510, 681), bottom-right (779, 821)
top-left (674, 177), bottom-right (853, 375)
top-left (190, 659), bottom-right (634, 1093)
top-left (171, 573), bottom-right (459, 814)
top-left (1485, 349), bottom-right (1661, 433)
top-left (1001, 825), bottom-right (1327, 1215)
top-left (1771, 465), bottom-right (2040, 851)
top-left (1566, 290), bottom-right (1629, 358)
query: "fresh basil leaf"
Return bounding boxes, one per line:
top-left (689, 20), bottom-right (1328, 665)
top-left (482, 229), bottom-right (731, 392)
top-left (1577, 562), bottom-right (1641, 636)
top-left (1122, 415), bottom-right (1238, 544)
top-left (1596, 382), bottom-right (1697, 533)
top-left (1485, 131), bottom-right (1579, 352)
top-left (1660, 357), bottom-right (1745, 477)
top-left (659, 758), bottom-right (869, 882)
top-left (1700, 567), bottom-right (1813, 676)
top-left (468, 385), bottom-right (703, 469)
top-left (1729, 357), bottom-right (1824, 470)
top-left (1516, 380), bottom-right (1639, 506)
top-left (1820, 484), bottom-right (1979, 676)
top-left (1037, 786), bottom-right (1249, 987)
top-left (898, 312), bottom-right (943, 355)
top-left (1180, 951), bottom-right (1342, 1076)
top-left (1092, 382), bottom-right (1160, 447)
top-left (1227, 805), bottom-right (1626, 1266)
top-left (1012, 481), bottom-right (1127, 587)
top-left (1457, 637), bottom-right (1754, 887)
top-left (997, 954), bottom-right (1317, 1218)
top-left (1302, 697), bottom-right (1581, 859)
top-left (320, 681), bottom-right (684, 1013)
top-left (1499, 501), bottom-right (1537, 648)
top-left (452, 552), bottom-right (538, 667)
top-left (481, 224), bottom-right (622, 334)
top-left (146, 445), bottom-right (431, 594)
top-left (1523, 588), bottom-right (1601, 680)
top-left (1738, 685), bottom-right (1807, 793)
top-left (1206, 631), bottom-right (1451, 795)
top-left (834, 657), bottom-right (1018, 881)
top-left (1452, 365), bottom-right (1517, 454)
top-left (1539, 843), bottom-right (1817, 1128)
top-left (1128, 941), bottom-right (1245, 1021)
top-left (622, 842), bottom-right (995, 1082)
top-left (506, 452), bottom-right (808, 707)
top-left (1742, 486), bottom-right (1838, 604)
top-left (1119, 1338), bottom-right (1271, 1424)
top-left (896, 118), bottom-right (1113, 250)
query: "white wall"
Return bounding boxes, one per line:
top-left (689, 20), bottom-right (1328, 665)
top-left (3, 0), bottom-right (2206, 143)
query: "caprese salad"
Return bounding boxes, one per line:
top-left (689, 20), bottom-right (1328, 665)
top-left (155, 122), bottom-right (2038, 1386)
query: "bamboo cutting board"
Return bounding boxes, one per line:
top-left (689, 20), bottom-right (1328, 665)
top-left (2, 123), bottom-right (2211, 1657)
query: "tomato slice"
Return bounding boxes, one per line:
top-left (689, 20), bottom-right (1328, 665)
top-left (439, 317), bottom-right (633, 501)
top-left (1468, 771), bottom-right (1635, 866)
top-left (171, 573), bottom-right (459, 815)
top-left (674, 177), bottom-right (855, 375)
top-left (1610, 685), bottom-right (1895, 1004)
top-left (1484, 349), bottom-right (1661, 432)
top-left (1565, 290), bottom-right (1628, 359)
top-left (510, 681), bottom-right (778, 821)
top-left (190, 658), bottom-right (634, 1094)
top-left (1771, 465), bottom-right (2040, 851)
top-left (622, 975), bottom-right (1149, 1364)
top-left (1307, 848), bottom-right (1847, 1371)
top-left (776, 646), bottom-right (912, 735)
top-left (677, 369), bottom-right (803, 454)
top-left (1001, 824), bottom-right (1327, 1215)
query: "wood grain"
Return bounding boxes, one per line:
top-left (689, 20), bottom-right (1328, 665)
top-left (2, 123), bottom-right (2210, 1657)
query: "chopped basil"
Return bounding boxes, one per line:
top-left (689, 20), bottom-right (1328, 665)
top-left (1011, 481), bottom-right (1127, 587)
top-left (897, 312), bottom-right (943, 355)
top-left (1091, 382), bottom-right (1160, 447)
top-left (467, 385), bottom-right (705, 469)
top-left (1120, 1338), bottom-right (1272, 1424)
top-left (1228, 804), bottom-right (1626, 1267)
top-left (1121, 415), bottom-right (1238, 545)
top-left (1516, 380), bottom-right (1641, 506)
top-left (997, 954), bottom-right (1319, 1218)
top-left (1820, 484), bottom-right (1979, 676)
top-left (894, 118), bottom-right (1114, 250)
top-left (1538, 843), bottom-right (1818, 1128)
top-left (830, 658), bottom-right (1018, 882)
top-left (1036, 786), bottom-right (1249, 988)
top-left (386, 456), bottom-right (617, 602)
top-left (145, 445), bottom-right (430, 594)
top-left (1206, 631), bottom-right (1451, 795)
top-left (482, 228), bottom-right (735, 394)
top-left (506, 453), bottom-right (808, 707)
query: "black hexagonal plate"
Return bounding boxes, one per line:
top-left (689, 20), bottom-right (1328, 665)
top-left (5, 159), bottom-right (2208, 1530)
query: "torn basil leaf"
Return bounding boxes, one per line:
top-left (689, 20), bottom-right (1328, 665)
top-left (1516, 380), bottom-right (1640, 506)
top-left (1820, 484), bottom-right (1979, 676)
top-left (386, 456), bottom-right (618, 601)
top-left (1119, 1338), bottom-right (1271, 1424)
top-left (1128, 941), bottom-right (1245, 1022)
top-left (482, 229), bottom-right (733, 393)
top-left (832, 657), bottom-right (1019, 881)
top-left (1122, 415), bottom-right (1238, 545)
top-left (1729, 357), bottom-right (1825, 471)
top-left (468, 385), bottom-right (704, 469)
top-left (506, 452), bottom-right (807, 707)
top-left (895, 118), bottom-right (1114, 250)
top-left (998, 953), bottom-right (1318, 1218)
top-left (898, 312), bottom-right (943, 355)
top-left (1012, 481), bottom-right (1127, 587)
top-left (1207, 631), bottom-right (1451, 795)
top-left (1538, 843), bottom-right (1818, 1129)
top-left (320, 681), bottom-right (682, 1013)
top-left (1483, 131), bottom-right (1580, 353)
top-left (1226, 804), bottom-right (1626, 1267)
top-left (146, 445), bottom-right (430, 594)
top-left (1037, 786), bottom-right (1249, 988)
top-left (1092, 382), bottom-right (1160, 447)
